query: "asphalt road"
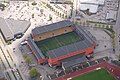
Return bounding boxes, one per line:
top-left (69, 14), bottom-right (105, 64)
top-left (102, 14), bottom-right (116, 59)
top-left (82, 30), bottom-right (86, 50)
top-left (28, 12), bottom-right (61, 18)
top-left (0, 34), bottom-right (24, 80)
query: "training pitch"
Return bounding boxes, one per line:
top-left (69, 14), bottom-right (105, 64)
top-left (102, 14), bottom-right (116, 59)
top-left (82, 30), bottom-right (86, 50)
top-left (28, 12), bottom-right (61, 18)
top-left (72, 68), bottom-right (116, 80)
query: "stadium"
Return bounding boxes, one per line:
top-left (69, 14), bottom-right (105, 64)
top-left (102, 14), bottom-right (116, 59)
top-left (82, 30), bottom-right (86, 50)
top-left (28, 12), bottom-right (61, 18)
top-left (27, 20), bottom-right (96, 66)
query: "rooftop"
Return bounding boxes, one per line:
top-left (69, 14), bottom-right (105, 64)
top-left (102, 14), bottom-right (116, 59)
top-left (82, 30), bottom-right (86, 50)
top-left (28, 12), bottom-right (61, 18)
top-left (32, 20), bottom-right (74, 35)
top-left (62, 55), bottom-right (87, 70)
top-left (79, 0), bottom-right (105, 5)
top-left (0, 17), bottom-right (31, 40)
top-left (27, 37), bottom-right (45, 60)
top-left (79, 0), bottom-right (105, 13)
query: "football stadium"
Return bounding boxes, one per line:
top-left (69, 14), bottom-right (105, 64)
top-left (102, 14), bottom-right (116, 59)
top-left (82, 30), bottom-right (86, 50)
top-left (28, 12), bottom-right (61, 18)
top-left (27, 20), bottom-right (96, 66)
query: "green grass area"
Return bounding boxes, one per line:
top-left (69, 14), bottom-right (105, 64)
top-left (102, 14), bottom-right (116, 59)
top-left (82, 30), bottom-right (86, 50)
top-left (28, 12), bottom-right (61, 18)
top-left (35, 31), bottom-right (82, 57)
top-left (72, 68), bottom-right (116, 80)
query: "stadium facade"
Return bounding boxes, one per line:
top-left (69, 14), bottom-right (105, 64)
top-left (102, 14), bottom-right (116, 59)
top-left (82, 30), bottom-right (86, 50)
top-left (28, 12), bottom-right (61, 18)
top-left (27, 20), bottom-right (96, 66)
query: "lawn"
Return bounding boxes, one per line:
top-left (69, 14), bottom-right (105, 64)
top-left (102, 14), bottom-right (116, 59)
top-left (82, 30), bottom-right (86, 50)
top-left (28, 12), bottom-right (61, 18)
top-left (35, 31), bottom-right (82, 57)
top-left (72, 68), bottom-right (116, 80)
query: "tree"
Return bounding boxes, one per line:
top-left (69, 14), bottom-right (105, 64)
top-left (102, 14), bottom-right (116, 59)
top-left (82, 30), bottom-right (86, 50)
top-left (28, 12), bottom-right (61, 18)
top-left (23, 54), bottom-right (32, 66)
top-left (25, 56), bottom-right (32, 66)
top-left (29, 68), bottom-right (38, 78)
top-left (32, 14), bottom-right (34, 18)
top-left (95, 23), bottom-right (97, 27)
top-left (32, 1), bottom-right (37, 6)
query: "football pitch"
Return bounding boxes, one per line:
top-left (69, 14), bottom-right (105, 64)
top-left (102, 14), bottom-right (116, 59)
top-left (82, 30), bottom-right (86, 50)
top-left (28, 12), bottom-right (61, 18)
top-left (35, 31), bottom-right (82, 57)
top-left (72, 68), bottom-right (116, 80)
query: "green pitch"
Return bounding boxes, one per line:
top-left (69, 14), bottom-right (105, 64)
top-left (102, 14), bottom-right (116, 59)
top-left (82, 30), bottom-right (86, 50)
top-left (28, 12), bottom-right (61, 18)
top-left (72, 68), bottom-right (116, 80)
top-left (35, 31), bottom-right (82, 57)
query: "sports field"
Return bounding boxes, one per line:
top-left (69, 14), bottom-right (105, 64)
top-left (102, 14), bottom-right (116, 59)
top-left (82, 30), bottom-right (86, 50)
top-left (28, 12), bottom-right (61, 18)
top-left (35, 31), bottom-right (82, 57)
top-left (72, 68), bottom-right (116, 80)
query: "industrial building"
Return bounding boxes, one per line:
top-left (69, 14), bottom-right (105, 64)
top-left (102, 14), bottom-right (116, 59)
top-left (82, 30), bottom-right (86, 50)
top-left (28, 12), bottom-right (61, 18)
top-left (0, 17), bottom-right (31, 42)
top-left (27, 20), bottom-right (96, 66)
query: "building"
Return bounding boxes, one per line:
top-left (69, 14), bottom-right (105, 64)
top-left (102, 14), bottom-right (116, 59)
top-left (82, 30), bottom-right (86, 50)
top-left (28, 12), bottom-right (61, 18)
top-left (106, 10), bottom-right (117, 21)
top-left (28, 20), bottom-right (96, 66)
top-left (78, 0), bottom-right (105, 13)
top-left (0, 17), bottom-right (31, 42)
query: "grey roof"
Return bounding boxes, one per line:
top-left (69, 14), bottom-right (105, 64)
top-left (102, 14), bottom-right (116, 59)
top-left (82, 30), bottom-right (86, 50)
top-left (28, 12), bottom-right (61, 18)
top-left (62, 55), bottom-right (87, 69)
top-left (0, 17), bottom-right (31, 40)
top-left (47, 40), bottom-right (90, 58)
top-left (32, 20), bottom-right (73, 35)
top-left (27, 37), bottom-right (45, 60)
top-left (47, 26), bottom-right (95, 59)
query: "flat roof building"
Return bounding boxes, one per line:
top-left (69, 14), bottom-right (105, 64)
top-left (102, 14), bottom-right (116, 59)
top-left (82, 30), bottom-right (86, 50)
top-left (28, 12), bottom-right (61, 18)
top-left (0, 17), bottom-right (31, 41)
top-left (106, 10), bottom-right (117, 21)
top-left (79, 0), bottom-right (105, 13)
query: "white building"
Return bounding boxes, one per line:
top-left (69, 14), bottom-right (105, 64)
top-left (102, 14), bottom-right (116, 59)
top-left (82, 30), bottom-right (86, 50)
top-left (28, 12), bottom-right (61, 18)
top-left (78, 0), bottom-right (105, 13)
top-left (106, 10), bottom-right (117, 21)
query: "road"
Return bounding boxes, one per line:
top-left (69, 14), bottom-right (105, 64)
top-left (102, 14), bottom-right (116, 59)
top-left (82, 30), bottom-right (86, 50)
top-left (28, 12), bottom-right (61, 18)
top-left (5, 1), bottom-right (63, 80)
top-left (114, 1), bottom-right (120, 58)
top-left (0, 34), bottom-right (25, 80)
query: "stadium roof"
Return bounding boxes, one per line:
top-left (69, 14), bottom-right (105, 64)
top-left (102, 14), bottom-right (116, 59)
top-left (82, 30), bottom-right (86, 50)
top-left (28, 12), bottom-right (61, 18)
top-left (62, 55), bottom-right (87, 70)
top-left (0, 17), bottom-right (31, 40)
top-left (32, 20), bottom-right (74, 35)
top-left (27, 37), bottom-right (45, 60)
top-left (47, 27), bottom-right (96, 58)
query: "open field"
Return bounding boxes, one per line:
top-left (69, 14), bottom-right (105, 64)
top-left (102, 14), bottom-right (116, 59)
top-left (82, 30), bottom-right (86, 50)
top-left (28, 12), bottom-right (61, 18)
top-left (72, 68), bottom-right (116, 80)
top-left (35, 31), bottom-right (82, 57)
